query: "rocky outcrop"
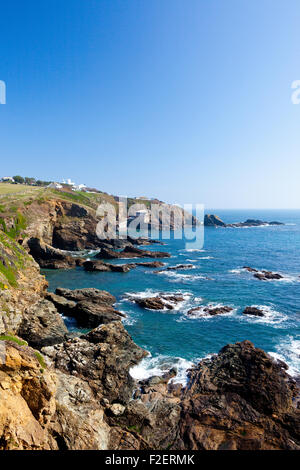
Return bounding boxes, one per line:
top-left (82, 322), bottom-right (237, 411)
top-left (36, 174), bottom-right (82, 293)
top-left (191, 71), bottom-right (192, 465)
top-left (49, 287), bottom-right (124, 328)
top-left (128, 293), bottom-right (184, 311)
top-left (243, 307), bottom-right (265, 317)
top-left (97, 246), bottom-right (171, 260)
top-left (27, 237), bottom-right (76, 269)
top-left (42, 321), bottom-right (147, 404)
top-left (187, 305), bottom-right (233, 316)
top-left (204, 214), bottom-right (226, 227)
top-left (156, 264), bottom-right (194, 273)
top-left (205, 215), bottom-right (284, 228)
top-left (0, 232), bottom-right (48, 336)
top-left (174, 341), bottom-right (300, 450)
top-left (0, 339), bottom-right (57, 450)
top-left (242, 266), bottom-right (283, 281)
top-left (83, 260), bottom-right (135, 273)
top-left (17, 299), bottom-right (69, 348)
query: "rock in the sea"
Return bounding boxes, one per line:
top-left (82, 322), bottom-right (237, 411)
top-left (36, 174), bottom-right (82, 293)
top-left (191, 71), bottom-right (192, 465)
top-left (42, 321), bottom-right (147, 404)
top-left (157, 264), bottom-right (194, 273)
top-left (204, 214), bottom-right (226, 227)
top-left (174, 340), bottom-right (300, 450)
top-left (18, 299), bottom-right (69, 348)
top-left (97, 246), bottom-right (171, 259)
top-left (135, 261), bottom-right (165, 268)
top-left (52, 287), bottom-right (123, 328)
top-left (130, 293), bottom-right (184, 311)
top-left (254, 271), bottom-right (283, 281)
top-left (27, 237), bottom-right (76, 269)
top-left (135, 297), bottom-right (173, 310)
top-left (243, 307), bottom-right (265, 317)
top-left (83, 260), bottom-right (135, 273)
top-left (243, 266), bottom-right (284, 281)
top-left (187, 305), bottom-right (233, 316)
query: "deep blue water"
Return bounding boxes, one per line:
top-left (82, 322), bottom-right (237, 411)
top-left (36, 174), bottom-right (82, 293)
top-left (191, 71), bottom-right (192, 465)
top-left (44, 210), bottom-right (300, 383)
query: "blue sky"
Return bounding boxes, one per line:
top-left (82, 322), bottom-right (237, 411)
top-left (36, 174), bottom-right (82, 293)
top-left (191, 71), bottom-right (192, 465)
top-left (0, 0), bottom-right (300, 208)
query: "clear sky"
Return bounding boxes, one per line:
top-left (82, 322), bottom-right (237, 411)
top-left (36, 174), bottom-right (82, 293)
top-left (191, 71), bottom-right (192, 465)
top-left (0, 0), bottom-right (300, 208)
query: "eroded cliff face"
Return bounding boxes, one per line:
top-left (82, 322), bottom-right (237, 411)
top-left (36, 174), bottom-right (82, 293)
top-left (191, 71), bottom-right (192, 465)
top-left (174, 341), bottom-right (300, 450)
top-left (0, 231), bottom-right (48, 335)
top-left (0, 339), bottom-right (57, 450)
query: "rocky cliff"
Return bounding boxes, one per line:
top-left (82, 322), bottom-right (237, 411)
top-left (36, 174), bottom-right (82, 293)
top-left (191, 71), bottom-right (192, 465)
top-left (0, 190), bottom-right (298, 451)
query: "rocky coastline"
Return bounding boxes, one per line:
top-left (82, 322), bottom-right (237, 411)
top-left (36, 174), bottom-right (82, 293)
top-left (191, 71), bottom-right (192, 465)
top-left (204, 214), bottom-right (284, 228)
top-left (0, 192), bottom-right (299, 450)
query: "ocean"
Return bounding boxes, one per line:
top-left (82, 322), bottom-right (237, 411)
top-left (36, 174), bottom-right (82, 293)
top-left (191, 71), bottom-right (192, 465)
top-left (44, 209), bottom-right (300, 384)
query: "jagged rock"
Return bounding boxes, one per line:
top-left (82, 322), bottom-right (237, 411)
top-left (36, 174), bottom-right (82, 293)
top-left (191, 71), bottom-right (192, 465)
top-left (0, 339), bottom-right (57, 450)
top-left (42, 321), bottom-right (147, 404)
top-left (73, 301), bottom-right (124, 328)
top-left (48, 370), bottom-right (110, 450)
top-left (243, 307), bottom-right (265, 317)
top-left (17, 299), bottom-right (69, 348)
top-left (45, 292), bottom-right (77, 314)
top-left (83, 260), bottom-right (135, 273)
top-left (243, 266), bottom-right (258, 273)
top-left (204, 214), bottom-right (226, 226)
top-left (0, 232), bottom-right (48, 336)
top-left (187, 306), bottom-right (233, 316)
top-left (157, 264), bottom-right (194, 272)
top-left (174, 341), bottom-right (300, 450)
top-left (132, 294), bottom-right (184, 311)
top-left (204, 216), bottom-right (284, 229)
top-left (52, 287), bottom-right (123, 328)
top-left (27, 237), bottom-right (76, 269)
top-left (97, 246), bottom-right (170, 260)
top-left (135, 261), bottom-right (165, 268)
top-left (55, 287), bottom-right (116, 305)
top-left (122, 246), bottom-right (170, 258)
top-left (254, 271), bottom-right (283, 281)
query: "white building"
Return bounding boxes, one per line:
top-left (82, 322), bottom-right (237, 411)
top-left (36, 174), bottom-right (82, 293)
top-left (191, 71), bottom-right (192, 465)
top-left (47, 182), bottom-right (63, 189)
top-left (1, 176), bottom-right (14, 182)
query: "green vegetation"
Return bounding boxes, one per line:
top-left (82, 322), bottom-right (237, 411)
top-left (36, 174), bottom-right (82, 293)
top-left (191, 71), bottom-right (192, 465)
top-left (0, 334), bottom-right (28, 346)
top-left (0, 231), bottom-right (31, 289)
top-left (0, 183), bottom-right (38, 195)
top-left (127, 425), bottom-right (141, 434)
top-left (0, 262), bottom-right (17, 287)
top-left (34, 351), bottom-right (47, 370)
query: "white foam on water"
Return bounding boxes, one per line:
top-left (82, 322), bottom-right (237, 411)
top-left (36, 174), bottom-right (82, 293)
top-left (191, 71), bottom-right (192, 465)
top-left (123, 290), bottom-right (192, 312)
top-left (269, 336), bottom-right (300, 377)
top-left (157, 271), bottom-right (207, 282)
top-left (231, 267), bottom-right (300, 283)
top-left (182, 303), bottom-right (237, 320)
top-left (130, 353), bottom-right (195, 385)
top-left (229, 268), bottom-right (243, 274)
top-left (241, 305), bottom-right (289, 327)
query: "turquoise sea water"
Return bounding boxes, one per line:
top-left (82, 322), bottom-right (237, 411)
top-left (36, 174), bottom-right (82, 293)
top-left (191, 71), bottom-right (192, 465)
top-left (44, 210), bottom-right (300, 383)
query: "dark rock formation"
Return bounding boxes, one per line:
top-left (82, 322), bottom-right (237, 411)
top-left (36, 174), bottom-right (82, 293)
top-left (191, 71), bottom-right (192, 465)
top-left (204, 214), bottom-right (226, 227)
top-left (130, 294), bottom-right (184, 311)
top-left (27, 237), bottom-right (76, 269)
top-left (156, 264), bottom-right (194, 273)
top-left (205, 215), bottom-right (284, 229)
top-left (96, 246), bottom-right (170, 260)
top-left (42, 321), bottom-right (147, 404)
top-left (243, 307), bottom-right (265, 317)
top-left (174, 341), bottom-right (300, 450)
top-left (18, 299), bottom-right (69, 348)
top-left (254, 271), bottom-right (283, 281)
top-left (83, 260), bottom-right (135, 272)
top-left (242, 267), bottom-right (284, 281)
top-left (187, 306), bottom-right (233, 316)
top-left (135, 261), bottom-right (165, 268)
top-left (52, 287), bottom-right (123, 328)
